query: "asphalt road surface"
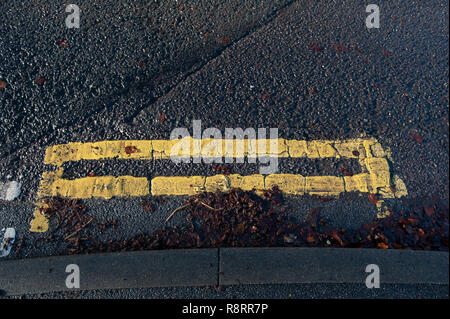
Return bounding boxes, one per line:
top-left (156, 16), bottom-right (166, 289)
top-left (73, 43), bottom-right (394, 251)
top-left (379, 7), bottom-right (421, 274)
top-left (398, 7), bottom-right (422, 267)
top-left (5, 283), bottom-right (449, 299)
top-left (0, 0), bottom-right (448, 298)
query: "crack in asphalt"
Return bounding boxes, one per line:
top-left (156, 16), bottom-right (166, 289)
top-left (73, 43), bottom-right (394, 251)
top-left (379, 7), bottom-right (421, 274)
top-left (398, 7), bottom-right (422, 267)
top-left (129, 0), bottom-right (298, 123)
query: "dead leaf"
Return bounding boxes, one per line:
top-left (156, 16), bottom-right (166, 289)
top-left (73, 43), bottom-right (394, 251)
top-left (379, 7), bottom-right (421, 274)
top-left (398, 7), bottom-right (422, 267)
top-left (307, 235), bottom-right (315, 243)
top-left (410, 132), bottom-right (423, 143)
top-left (331, 231), bottom-right (344, 246)
top-left (313, 195), bottom-right (332, 202)
top-left (35, 77), bottom-right (49, 85)
top-left (333, 45), bottom-right (346, 52)
top-left (142, 199), bottom-right (155, 213)
top-left (368, 193), bottom-right (378, 205)
top-left (57, 39), bottom-right (68, 47)
top-left (340, 166), bottom-right (353, 177)
top-left (309, 43), bottom-right (323, 52)
top-left (236, 223), bottom-right (245, 235)
top-left (125, 146), bottom-right (138, 154)
top-left (158, 113), bottom-right (167, 123)
top-left (0, 81), bottom-right (5, 90)
top-left (424, 207), bottom-right (435, 217)
top-left (218, 37), bottom-right (231, 45)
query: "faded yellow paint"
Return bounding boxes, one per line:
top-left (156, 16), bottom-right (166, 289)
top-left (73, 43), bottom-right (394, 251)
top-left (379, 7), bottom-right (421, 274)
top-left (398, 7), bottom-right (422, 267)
top-left (306, 176), bottom-right (345, 196)
top-left (151, 176), bottom-right (205, 196)
top-left (43, 138), bottom-right (387, 167)
top-left (29, 201), bottom-right (50, 233)
top-left (44, 140), bottom-right (153, 166)
top-left (222, 139), bottom-right (288, 158)
top-left (362, 139), bottom-right (379, 158)
top-left (228, 174), bottom-right (265, 191)
top-left (252, 139), bottom-right (289, 157)
top-left (205, 175), bottom-right (231, 192)
top-left (344, 173), bottom-right (370, 193)
top-left (392, 175), bottom-right (408, 198)
top-left (286, 140), bottom-right (307, 157)
top-left (306, 141), bottom-right (337, 158)
top-left (376, 200), bottom-right (392, 218)
top-left (364, 157), bottom-right (391, 191)
top-left (370, 142), bottom-right (387, 158)
top-left (39, 175), bottom-right (149, 199)
top-left (333, 140), bottom-right (367, 158)
top-left (265, 174), bottom-right (306, 195)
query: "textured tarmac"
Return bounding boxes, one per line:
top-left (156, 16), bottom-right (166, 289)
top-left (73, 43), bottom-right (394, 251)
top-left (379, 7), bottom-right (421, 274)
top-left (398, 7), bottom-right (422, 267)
top-left (0, 0), bottom-right (448, 298)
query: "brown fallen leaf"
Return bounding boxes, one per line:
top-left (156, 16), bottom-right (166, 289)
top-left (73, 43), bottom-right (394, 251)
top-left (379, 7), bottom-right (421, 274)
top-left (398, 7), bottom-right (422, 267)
top-left (333, 45), bottom-right (346, 52)
top-left (309, 43), bottom-right (323, 52)
top-left (158, 113), bottom-right (167, 123)
top-left (340, 166), bottom-right (353, 177)
top-left (141, 199), bottom-right (155, 213)
top-left (377, 242), bottom-right (389, 249)
top-left (218, 37), bottom-right (231, 45)
top-left (236, 223), bottom-right (245, 235)
top-left (125, 146), bottom-right (138, 154)
top-left (424, 207), bottom-right (435, 217)
top-left (35, 77), bottom-right (49, 85)
top-left (57, 39), bottom-right (68, 47)
top-left (0, 80), bottom-right (5, 90)
top-left (410, 132), bottom-right (423, 143)
top-left (331, 231), bottom-right (344, 246)
top-left (368, 193), bottom-right (378, 205)
top-left (313, 195), bottom-right (332, 202)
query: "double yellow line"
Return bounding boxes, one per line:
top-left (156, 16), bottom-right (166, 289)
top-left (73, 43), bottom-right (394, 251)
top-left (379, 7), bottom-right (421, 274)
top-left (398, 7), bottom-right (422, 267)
top-left (30, 138), bottom-right (407, 232)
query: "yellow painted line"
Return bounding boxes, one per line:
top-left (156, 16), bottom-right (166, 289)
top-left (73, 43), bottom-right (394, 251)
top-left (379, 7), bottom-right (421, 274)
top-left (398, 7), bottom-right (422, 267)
top-left (30, 201), bottom-right (52, 233)
top-left (44, 138), bottom-right (383, 166)
top-left (44, 140), bottom-right (153, 166)
top-left (37, 170), bottom-right (149, 199)
top-left (149, 172), bottom-right (397, 196)
top-left (31, 138), bottom-right (408, 232)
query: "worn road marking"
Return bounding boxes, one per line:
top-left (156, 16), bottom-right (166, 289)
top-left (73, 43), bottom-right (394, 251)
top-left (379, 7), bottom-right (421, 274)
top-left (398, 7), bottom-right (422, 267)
top-left (43, 138), bottom-right (384, 165)
top-left (30, 138), bottom-right (407, 232)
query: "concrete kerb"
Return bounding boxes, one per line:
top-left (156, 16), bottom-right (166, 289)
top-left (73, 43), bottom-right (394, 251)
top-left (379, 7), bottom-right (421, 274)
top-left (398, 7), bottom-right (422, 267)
top-left (0, 247), bottom-right (448, 296)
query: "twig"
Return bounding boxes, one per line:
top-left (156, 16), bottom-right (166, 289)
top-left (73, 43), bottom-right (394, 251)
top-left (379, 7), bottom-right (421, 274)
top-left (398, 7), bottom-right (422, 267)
top-left (166, 204), bottom-right (190, 223)
top-left (64, 217), bottom-right (94, 241)
top-left (198, 201), bottom-right (223, 211)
